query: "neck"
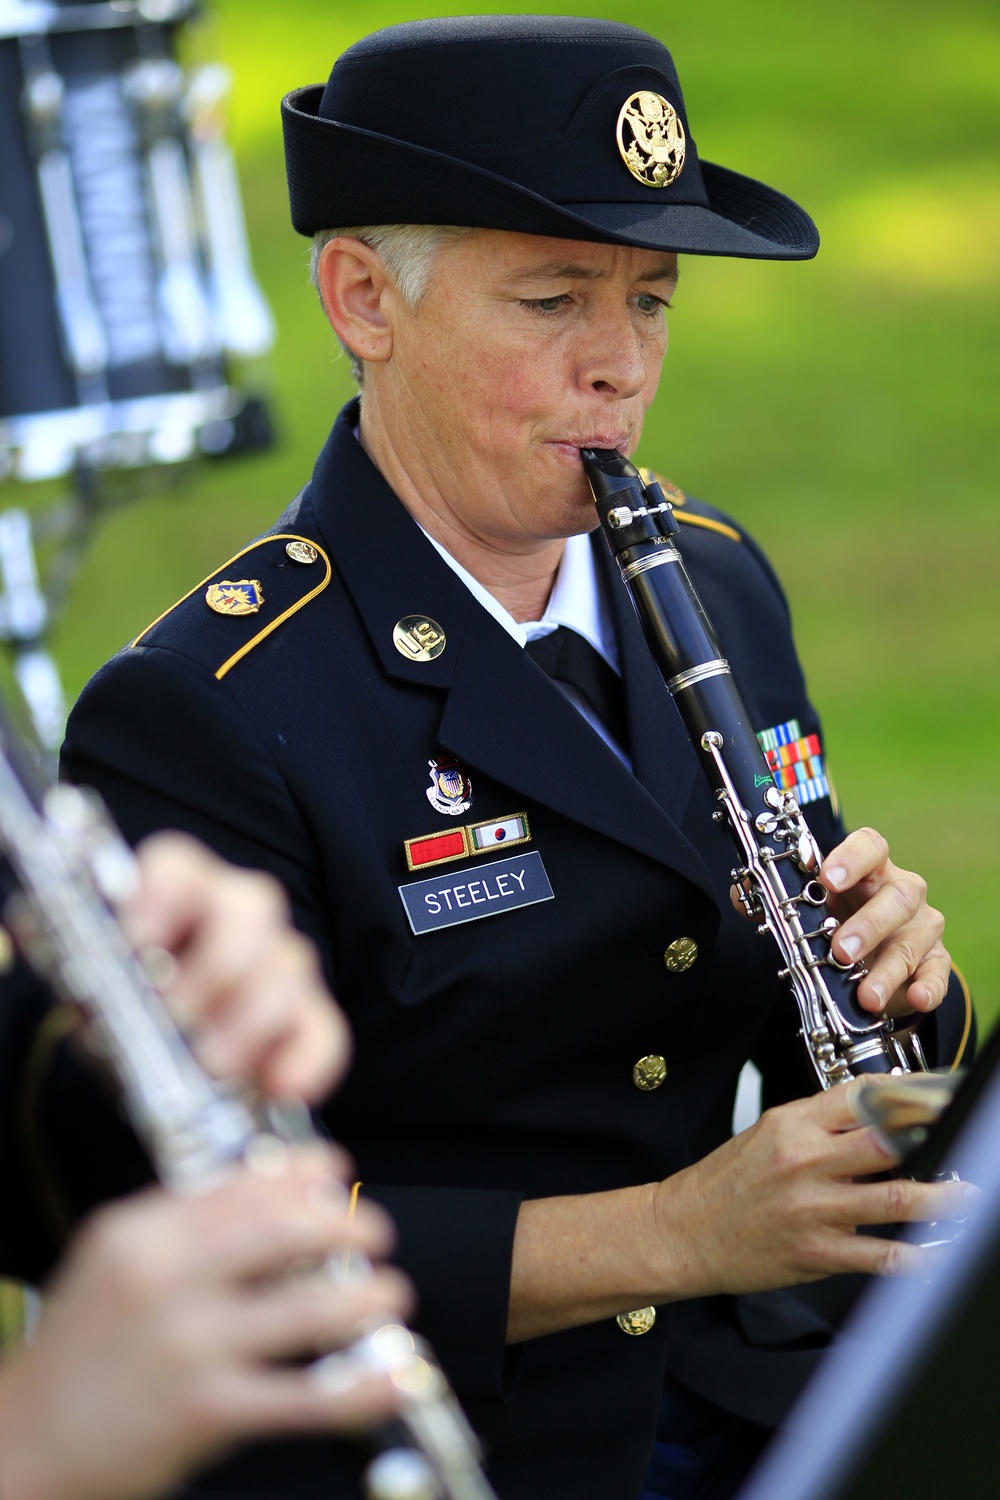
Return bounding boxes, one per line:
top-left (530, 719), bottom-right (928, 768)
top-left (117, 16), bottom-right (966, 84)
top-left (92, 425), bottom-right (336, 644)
top-left (357, 397), bottom-right (566, 623)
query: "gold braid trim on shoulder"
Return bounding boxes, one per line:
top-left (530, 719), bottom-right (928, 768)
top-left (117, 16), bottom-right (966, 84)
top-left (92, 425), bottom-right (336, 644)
top-left (636, 467), bottom-right (739, 540)
top-left (949, 964), bottom-right (974, 1071)
top-left (343, 1180), bottom-right (363, 1277)
top-left (675, 512), bottom-right (742, 544)
top-left (16, 1005), bottom-right (83, 1247)
top-left (129, 535), bottom-right (332, 680)
top-left (638, 467), bottom-right (687, 505)
top-left (215, 538), bottom-right (332, 681)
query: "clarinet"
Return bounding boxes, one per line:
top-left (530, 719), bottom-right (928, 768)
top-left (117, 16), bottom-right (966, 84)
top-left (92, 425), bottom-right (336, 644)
top-left (0, 706), bottom-right (496, 1500)
top-left (581, 449), bottom-right (928, 1088)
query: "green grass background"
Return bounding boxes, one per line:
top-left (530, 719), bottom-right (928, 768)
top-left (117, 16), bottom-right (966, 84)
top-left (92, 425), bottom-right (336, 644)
top-left (6, 0), bottom-right (1000, 1026)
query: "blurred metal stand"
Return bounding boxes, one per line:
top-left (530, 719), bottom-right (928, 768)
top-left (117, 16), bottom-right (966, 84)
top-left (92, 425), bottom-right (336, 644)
top-left (736, 1024), bottom-right (1000, 1500)
top-left (0, 506), bottom-right (64, 751)
top-left (0, 0), bottom-right (275, 760)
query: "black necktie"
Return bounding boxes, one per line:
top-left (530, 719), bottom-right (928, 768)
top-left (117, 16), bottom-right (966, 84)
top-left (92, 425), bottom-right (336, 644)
top-left (525, 626), bottom-right (629, 753)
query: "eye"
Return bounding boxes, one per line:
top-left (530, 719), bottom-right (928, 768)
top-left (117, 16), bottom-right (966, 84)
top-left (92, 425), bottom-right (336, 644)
top-left (519, 294), bottom-right (572, 315)
top-left (634, 293), bottom-right (671, 316)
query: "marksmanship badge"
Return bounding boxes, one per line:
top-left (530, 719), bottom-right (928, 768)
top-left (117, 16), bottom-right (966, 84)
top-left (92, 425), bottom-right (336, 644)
top-left (205, 580), bottom-right (264, 616)
top-left (425, 756), bottom-right (474, 817)
top-left (616, 91), bottom-right (686, 188)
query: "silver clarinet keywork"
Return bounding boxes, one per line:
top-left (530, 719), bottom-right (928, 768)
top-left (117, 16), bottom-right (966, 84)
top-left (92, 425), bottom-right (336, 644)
top-left (582, 449), bottom-right (927, 1087)
top-left (0, 709), bottom-right (496, 1500)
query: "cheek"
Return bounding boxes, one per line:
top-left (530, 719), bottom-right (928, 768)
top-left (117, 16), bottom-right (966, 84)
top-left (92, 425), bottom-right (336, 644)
top-left (640, 332), bottom-right (667, 403)
top-left (468, 355), bottom-right (548, 435)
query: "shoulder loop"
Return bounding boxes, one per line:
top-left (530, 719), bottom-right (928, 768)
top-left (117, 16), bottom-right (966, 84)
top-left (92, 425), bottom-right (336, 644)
top-left (215, 536), bottom-right (332, 681)
top-left (949, 965), bottom-right (974, 1072)
top-left (675, 512), bottom-right (742, 544)
top-left (638, 466), bottom-right (741, 542)
top-left (344, 1181), bottom-right (363, 1276)
top-left (639, 467), bottom-right (687, 506)
top-left (130, 534), bottom-right (333, 679)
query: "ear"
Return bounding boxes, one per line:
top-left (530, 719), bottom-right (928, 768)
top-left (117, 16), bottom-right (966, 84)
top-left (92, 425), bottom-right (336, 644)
top-left (317, 238), bottom-right (395, 367)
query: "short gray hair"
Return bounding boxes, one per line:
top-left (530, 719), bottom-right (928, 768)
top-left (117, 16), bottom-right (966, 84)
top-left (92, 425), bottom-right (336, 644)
top-left (310, 225), bottom-right (473, 384)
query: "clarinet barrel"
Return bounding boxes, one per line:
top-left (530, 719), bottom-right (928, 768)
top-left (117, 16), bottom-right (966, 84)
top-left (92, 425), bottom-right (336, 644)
top-left (582, 448), bottom-right (924, 1087)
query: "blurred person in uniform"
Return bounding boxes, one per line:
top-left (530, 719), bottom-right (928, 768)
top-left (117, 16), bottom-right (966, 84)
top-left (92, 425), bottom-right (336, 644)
top-left (0, 833), bottom-right (410, 1500)
top-left (54, 17), bottom-right (973, 1500)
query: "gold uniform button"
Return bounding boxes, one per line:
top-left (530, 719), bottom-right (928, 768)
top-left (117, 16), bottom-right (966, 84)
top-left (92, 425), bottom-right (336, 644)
top-left (663, 937), bottom-right (698, 973)
top-left (617, 1306), bottom-right (657, 1336)
top-left (285, 540), bottom-right (319, 565)
top-left (632, 1055), bottom-right (667, 1091)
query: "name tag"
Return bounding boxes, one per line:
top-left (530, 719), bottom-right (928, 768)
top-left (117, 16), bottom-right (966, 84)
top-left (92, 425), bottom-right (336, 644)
top-left (399, 851), bottom-right (554, 935)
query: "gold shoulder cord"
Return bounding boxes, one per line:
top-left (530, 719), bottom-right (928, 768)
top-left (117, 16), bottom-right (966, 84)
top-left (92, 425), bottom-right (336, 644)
top-left (949, 965), bottom-right (974, 1071)
top-left (131, 535), bottom-right (333, 681)
top-left (637, 468), bottom-right (741, 543)
top-left (343, 1180), bottom-right (362, 1277)
top-left (675, 512), bottom-right (742, 543)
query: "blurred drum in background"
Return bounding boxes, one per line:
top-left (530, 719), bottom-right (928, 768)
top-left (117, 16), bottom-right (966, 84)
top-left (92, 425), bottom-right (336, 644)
top-left (0, 0), bottom-right (274, 483)
top-left (0, 0), bottom-right (275, 754)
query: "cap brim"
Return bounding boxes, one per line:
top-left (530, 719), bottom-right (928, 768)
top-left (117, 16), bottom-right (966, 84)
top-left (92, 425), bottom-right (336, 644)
top-left (283, 87), bottom-right (818, 261)
top-left (567, 163), bottom-right (819, 259)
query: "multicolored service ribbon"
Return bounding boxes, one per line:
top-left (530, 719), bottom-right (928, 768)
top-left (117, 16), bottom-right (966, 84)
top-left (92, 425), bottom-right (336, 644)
top-left (756, 717), bottom-right (829, 804)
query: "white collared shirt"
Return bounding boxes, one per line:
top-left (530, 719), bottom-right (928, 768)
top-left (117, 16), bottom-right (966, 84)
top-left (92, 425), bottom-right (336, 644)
top-left (355, 420), bottom-right (628, 759)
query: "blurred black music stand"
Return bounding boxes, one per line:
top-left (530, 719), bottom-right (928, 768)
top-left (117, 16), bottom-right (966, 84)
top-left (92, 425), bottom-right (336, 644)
top-left (736, 1021), bottom-right (1000, 1500)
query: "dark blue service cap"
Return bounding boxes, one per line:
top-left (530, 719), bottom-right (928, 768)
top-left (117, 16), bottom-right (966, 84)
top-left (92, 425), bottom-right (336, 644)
top-left (282, 14), bottom-right (819, 261)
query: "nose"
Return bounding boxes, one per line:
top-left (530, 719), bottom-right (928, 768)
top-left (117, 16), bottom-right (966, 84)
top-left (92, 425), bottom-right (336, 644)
top-left (577, 308), bottom-right (650, 401)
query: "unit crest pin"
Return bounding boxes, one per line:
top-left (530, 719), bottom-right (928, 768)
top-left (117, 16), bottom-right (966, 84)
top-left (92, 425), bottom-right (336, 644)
top-left (425, 756), bottom-right (473, 817)
top-left (205, 580), bottom-right (264, 616)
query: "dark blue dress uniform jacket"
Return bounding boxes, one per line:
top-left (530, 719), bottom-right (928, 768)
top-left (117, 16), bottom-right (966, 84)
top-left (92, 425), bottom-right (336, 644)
top-left (7, 400), bottom-right (969, 1499)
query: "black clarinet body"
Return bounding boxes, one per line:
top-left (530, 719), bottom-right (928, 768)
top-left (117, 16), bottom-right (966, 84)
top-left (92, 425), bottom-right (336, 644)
top-left (582, 448), bottom-right (926, 1086)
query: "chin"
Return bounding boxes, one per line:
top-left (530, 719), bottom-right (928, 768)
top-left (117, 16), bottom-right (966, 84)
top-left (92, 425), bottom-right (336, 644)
top-left (541, 497), bottom-right (601, 542)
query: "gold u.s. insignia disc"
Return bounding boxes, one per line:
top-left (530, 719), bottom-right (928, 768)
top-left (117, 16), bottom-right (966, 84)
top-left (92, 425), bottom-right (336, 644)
top-left (205, 579), bottom-right (264, 616)
top-left (616, 91), bottom-right (686, 188)
top-left (616, 1306), bottom-right (657, 1335)
top-left (393, 615), bottom-right (446, 662)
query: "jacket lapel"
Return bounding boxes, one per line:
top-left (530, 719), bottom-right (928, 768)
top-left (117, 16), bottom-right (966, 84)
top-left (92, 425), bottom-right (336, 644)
top-left (308, 409), bottom-right (715, 903)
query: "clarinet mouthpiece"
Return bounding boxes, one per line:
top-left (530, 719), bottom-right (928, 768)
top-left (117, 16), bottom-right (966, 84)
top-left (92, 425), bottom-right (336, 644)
top-left (579, 447), bottom-right (643, 501)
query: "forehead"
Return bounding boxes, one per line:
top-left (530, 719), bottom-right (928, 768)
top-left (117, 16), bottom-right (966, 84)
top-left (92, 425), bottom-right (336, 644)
top-left (437, 229), bottom-right (679, 285)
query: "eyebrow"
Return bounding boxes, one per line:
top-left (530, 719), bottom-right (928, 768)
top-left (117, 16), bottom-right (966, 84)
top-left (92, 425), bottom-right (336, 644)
top-left (506, 259), bottom-right (680, 287)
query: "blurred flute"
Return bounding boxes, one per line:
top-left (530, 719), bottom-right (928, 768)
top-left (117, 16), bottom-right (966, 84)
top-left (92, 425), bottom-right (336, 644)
top-left (582, 449), bottom-right (927, 1088)
top-left (0, 704), bottom-right (495, 1500)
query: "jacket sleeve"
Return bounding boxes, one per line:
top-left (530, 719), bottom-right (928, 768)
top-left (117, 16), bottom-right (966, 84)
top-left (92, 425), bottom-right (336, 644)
top-left (0, 958), bottom-right (155, 1285)
top-left (63, 645), bottom-right (336, 968)
top-left (0, 960), bottom-right (65, 1281)
top-left (61, 643), bottom-right (525, 1400)
top-left (363, 1184), bottom-right (524, 1397)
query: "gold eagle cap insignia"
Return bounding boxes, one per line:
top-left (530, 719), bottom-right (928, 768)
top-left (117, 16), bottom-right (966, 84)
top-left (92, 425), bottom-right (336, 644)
top-left (616, 91), bottom-right (686, 188)
top-left (205, 580), bottom-right (264, 616)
